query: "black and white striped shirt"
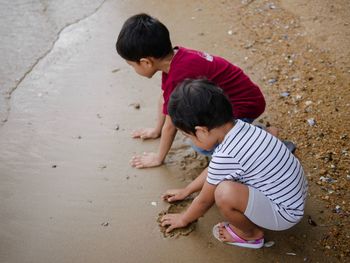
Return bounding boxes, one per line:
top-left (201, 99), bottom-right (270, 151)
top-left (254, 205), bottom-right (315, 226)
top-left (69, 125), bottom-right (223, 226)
top-left (208, 120), bottom-right (308, 223)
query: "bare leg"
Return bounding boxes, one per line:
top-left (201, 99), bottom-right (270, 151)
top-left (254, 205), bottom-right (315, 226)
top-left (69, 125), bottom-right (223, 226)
top-left (214, 181), bottom-right (264, 241)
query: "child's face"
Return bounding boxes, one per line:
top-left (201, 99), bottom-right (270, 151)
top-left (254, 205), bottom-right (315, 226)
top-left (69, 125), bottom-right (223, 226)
top-left (180, 127), bottom-right (217, 151)
top-left (126, 59), bottom-right (157, 78)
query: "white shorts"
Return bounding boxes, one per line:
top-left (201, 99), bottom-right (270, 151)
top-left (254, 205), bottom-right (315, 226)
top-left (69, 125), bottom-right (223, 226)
top-left (244, 186), bottom-right (301, 231)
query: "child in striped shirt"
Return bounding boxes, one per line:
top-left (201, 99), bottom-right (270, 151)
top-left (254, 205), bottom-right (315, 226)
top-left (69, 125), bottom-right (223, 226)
top-left (160, 79), bottom-right (308, 249)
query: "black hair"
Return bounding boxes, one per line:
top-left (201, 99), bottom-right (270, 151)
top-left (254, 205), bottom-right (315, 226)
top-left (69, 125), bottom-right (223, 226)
top-left (168, 79), bottom-right (234, 135)
top-left (116, 13), bottom-right (173, 62)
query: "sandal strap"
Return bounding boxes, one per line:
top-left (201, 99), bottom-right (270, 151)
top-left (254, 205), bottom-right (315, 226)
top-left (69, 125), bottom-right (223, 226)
top-left (224, 223), bottom-right (248, 243)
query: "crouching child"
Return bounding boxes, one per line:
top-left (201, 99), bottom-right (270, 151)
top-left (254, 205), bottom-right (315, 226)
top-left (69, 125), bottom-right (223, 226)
top-left (161, 79), bottom-right (308, 249)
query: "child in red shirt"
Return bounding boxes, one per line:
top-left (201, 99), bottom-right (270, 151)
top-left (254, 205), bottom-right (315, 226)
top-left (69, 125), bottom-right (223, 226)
top-left (116, 13), bottom-right (267, 168)
top-left (161, 47), bottom-right (265, 120)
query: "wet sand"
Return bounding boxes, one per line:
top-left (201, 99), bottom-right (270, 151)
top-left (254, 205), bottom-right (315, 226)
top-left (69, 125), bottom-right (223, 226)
top-left (0, 0), bottom-right (105, 124)
top-left (0, 0), bottom-right (349, 262)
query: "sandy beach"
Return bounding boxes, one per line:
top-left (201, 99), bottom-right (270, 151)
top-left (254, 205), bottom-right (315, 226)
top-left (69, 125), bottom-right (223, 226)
top-left (0, 0), bottom-right (349, 262)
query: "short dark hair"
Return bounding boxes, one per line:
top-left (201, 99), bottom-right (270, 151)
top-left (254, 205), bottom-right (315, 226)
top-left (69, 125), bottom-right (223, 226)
top-left (116, 13), bottom-right (173, 62)
top-left (168, 79), bottom-right (234, 135)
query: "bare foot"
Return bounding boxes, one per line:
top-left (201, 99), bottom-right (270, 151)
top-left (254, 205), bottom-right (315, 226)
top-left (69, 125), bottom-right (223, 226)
top-left (218, 223), bottom-right (263, 242)
top-left (131, 128), bottom-right (160, 140)
top-left (130, 152), bottom-right (162, 168)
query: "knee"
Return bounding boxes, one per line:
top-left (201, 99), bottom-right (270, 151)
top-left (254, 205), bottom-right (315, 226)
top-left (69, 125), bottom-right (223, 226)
top-left (214, 181), bottom-right (238, 209)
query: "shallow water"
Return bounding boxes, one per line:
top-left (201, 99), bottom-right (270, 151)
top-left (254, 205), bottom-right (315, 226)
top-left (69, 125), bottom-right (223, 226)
top-left (0, 0), bottom-right (104, 123)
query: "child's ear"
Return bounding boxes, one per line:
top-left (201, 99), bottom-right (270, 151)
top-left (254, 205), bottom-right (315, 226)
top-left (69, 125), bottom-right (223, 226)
top-left (194, 126), bottom-right (209, 137)
top-left (139, 58), bottom-right (153, 67)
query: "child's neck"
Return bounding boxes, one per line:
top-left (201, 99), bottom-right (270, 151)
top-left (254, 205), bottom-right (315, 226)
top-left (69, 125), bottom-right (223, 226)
top-left (155, 49), bottom-right (176, 74)
top-left (216, 121), bottom-right (235, 144)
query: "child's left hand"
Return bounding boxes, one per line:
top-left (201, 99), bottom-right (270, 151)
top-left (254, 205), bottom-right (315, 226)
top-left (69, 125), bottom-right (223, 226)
top-left (162, 188), bottom-right (189, 202)
top-left (160, 213), bottom-right (188, 233)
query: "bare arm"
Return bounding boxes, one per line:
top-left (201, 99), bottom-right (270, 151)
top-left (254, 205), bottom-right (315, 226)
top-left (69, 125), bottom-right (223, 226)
top-left (157, 115), bottom-right (177, 162)
top-left (181, 181), bottom-right (216, 224)
top-left (131, 94), bottom-right (165, 139)
top-left (154, 94), bottom-right (166, 135)
top-left (184, 167), bottom-right (208, 194)
top-left (161, 180), bottom-right (216, 232)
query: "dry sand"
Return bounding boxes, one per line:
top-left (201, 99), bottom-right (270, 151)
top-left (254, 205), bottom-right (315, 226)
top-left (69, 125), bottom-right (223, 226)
top-left (0, 0), bottom-right (349, 262)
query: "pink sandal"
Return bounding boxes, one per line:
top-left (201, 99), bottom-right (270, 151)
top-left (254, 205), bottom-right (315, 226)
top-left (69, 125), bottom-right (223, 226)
top-left (212, 222), bottom-right (264, 249)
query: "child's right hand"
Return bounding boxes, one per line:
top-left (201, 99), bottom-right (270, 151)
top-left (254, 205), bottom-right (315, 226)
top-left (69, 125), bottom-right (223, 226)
top-left (131, 128), bottom-right (160, 140)
top-left (162, 189), bottom-right (189, 203)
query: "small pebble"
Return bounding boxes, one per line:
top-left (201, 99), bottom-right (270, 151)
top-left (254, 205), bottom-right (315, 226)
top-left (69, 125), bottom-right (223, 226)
top-left (101, 222), bottom-right (109, 227)
top-left (307, 118), bottom-right (316, 126)
top-left (268, 78), bottom-right (277, 84)
top-left (244, 42), bottom-right (254, 49)
top-left (307, 216), bottom-right (317, 226)
top-left (305, 100), bottom-right (313, 106)
top-left (151, 202), bottom-right (157, 206)
top-left (129, 103), bottom-right (141, 109)
top-left (340, 134), bottom-right (348, 139)
top-left (319, 176), bottom-right (335, 183)
top-left (335, 205), bottom-right (342, 213)
top-left (280, 91), bottom-right (290, 97)
top-left (286, 252), bottom-right (297, 256)
top-left (268, 3), bottom-right (276, 9)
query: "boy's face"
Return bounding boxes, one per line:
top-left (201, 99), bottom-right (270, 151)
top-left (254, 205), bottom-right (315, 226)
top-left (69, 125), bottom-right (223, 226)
top-left (180, 127), bottom-right (217, 151)
top-left (126, 59), bottom-right (157, 78)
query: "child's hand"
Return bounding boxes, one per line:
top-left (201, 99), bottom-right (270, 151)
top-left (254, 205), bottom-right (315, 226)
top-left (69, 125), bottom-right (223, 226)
top-left (130, 152), bottom-right (162, 168)
top-left (161, 213), bottom-right (188, 233)
top-left (131, 128), bottom-right (160, 140)
top-left (162, 189), bottom-right (188, 202)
